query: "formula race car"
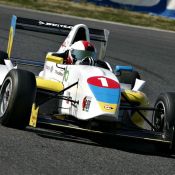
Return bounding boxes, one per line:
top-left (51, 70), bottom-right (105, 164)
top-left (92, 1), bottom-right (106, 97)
top-left (0, 15), bottom-right (175, 153)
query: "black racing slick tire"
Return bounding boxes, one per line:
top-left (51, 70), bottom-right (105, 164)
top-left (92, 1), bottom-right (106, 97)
top-left (153, 92), bottom-right (175, 152)
top-left (0, 51), bottom-right (8, 65)
top-left (118, 71), bottom-right (140, 89)
top-left (0, 69), bottom-right (36, 129)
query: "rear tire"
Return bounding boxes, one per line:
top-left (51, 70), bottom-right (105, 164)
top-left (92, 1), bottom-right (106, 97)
top-left (0, 69), bottom-right (36, 129)
top-left (118, 71), bottom-right (140, 89)
top-left (0, 51), bottom-right (8, 65)
top-left (153, 92), bottom-right (175, 153)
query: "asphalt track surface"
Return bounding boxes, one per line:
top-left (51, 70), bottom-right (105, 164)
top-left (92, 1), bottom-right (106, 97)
top-left (0, 4), bottom-right (175, 175)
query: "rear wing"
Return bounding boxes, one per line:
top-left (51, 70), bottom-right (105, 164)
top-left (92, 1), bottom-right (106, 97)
top-left (7, 15), bottom-right (109, 60)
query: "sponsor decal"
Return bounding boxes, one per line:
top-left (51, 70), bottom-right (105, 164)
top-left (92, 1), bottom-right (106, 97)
top-left (104, 105), bottom-right (114, 110)
top-left (55, 70), bottom-right (64, 77)
top-left (82, 96), bottom-right (92, 112)
top-left (98, 102), bottom-right (117, 113)
top-left (38, 20), bottom-right (73, 29)
top-left (63, 67), bottom-right (69, 82)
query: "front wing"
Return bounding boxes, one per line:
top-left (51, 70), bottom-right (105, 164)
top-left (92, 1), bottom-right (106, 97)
top-left (29, 110), bottom-right (173, 148)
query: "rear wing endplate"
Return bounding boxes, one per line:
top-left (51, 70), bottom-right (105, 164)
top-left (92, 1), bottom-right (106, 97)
top-left (7, 15), bottom-right (109, 60)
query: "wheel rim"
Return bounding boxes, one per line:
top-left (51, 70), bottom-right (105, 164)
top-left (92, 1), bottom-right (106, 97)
top-left (153, 101), bottom-right (166, 131)
top-left (0, 78), bottom-right (12, 117)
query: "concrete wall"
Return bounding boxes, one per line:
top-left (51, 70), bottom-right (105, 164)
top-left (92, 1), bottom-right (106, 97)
top-left (85, 0), bottom-right (175, 18)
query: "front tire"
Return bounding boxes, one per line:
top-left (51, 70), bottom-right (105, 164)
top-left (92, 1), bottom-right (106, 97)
top-left (153, 92), bottom-right (175, 152)
top-left (0, 69), bottom-right (36, 129)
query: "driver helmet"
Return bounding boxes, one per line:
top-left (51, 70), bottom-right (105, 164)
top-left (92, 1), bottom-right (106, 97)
top-left (67, 40), bottom-right (96, 64)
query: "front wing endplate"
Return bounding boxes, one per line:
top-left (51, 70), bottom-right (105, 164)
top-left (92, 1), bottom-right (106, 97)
top-left (29, 104), bottom-right (39, 127)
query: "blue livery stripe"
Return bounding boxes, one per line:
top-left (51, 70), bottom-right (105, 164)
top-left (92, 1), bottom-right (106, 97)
top-left (89, 84), bottom-right (121, 104)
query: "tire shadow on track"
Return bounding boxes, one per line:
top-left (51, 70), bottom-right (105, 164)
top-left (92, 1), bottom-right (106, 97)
top-left (26, 127), bottom-right (175, 159)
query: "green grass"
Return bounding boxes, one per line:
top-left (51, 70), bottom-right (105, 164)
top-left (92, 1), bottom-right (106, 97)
top-left (0, 0), bottom-right (175, 31)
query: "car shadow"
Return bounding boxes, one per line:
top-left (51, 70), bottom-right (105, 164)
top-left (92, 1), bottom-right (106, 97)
top-left (26, 126), bottom-right (175, 159)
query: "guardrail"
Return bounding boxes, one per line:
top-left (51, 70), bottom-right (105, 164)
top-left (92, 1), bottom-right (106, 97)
top-left (79, 0), bottom-right (175, 18)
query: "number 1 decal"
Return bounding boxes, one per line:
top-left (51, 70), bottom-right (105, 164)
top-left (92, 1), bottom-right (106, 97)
top-left (98, 77), bottom-right (108, 87)
top-left (87, 76), bottom-right (120, 89)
